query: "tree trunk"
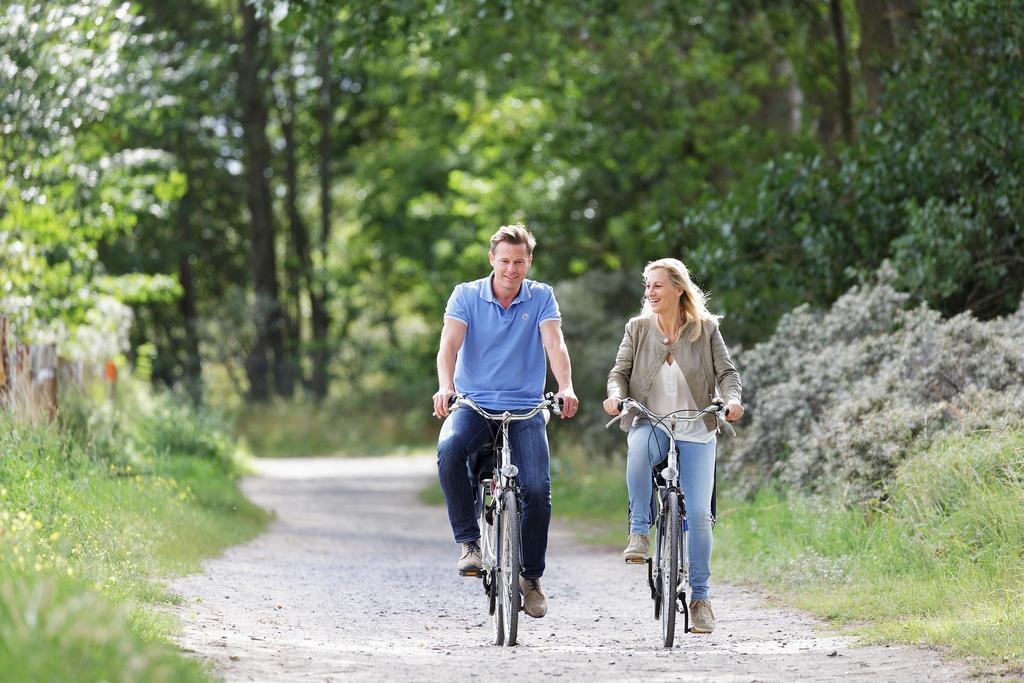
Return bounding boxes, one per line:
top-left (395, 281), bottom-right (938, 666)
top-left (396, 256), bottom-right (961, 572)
top-left (175, 134), bottom-right (203, 405)
top-left (829, 0), bottom-right (854, 144)
top-left (310, 36), bottom-right (333, 401)
top-left (281, 60), bottom-right (311, 393)
top-left (855, 0), bottom-right (897, 111)
top-left (886, 0), bottom-right (918, 47)
top-left (238, 0), bottom-right (288, 401)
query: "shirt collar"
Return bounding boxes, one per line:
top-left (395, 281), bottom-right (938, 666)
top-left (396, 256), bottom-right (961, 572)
top-left (480, 275), bottom-right (532, 304)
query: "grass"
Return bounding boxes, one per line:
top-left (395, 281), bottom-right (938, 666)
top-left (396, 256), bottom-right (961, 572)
top-left (0, 383), bottom-right (270, 681)
top-left (715, 426), bottom-right (1024, 666)
top-left (234, 397), bottom-right (436, 457)
top-left (419, 425), bottom-right (1024, 669)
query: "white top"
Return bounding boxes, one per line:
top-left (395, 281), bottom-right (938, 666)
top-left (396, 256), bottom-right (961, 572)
top-left (634, 360), bottom-right (715, 443)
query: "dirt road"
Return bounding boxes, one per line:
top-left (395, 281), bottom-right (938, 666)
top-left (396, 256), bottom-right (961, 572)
top-left (170, 456), bottom-right (966, 681)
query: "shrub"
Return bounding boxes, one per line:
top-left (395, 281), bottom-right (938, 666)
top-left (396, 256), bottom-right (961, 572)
top-left (723, 264), bottom-right (1024, 500)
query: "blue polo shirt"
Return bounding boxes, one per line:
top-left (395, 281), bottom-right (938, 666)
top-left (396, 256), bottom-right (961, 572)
top-left (444, 275), bottom-right (561, 411)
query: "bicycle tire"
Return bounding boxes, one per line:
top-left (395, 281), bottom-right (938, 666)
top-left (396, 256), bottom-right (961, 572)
top-left (661, 493), bottom-right (680, 648)
top-left (499, 489), bottom-right (522, 646)
top-left (483, 485), bottom-right (507, 647)
top-left (489, 568), bottom-right (504, 646)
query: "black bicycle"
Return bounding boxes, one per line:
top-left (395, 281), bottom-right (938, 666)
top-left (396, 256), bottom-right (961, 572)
top-left (449, 393), bottom-right (562, 646)
top-left (606, 398), bottom-right (732, 647)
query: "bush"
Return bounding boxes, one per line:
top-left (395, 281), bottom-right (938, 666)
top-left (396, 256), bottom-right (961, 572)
top-left (723, 264), bottom-right (1024, 499)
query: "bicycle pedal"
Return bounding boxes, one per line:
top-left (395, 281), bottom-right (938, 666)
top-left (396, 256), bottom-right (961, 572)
top-left (459, 569), bottom-right (482, 577)
top-left (624, 557), bottom-right (647, 565)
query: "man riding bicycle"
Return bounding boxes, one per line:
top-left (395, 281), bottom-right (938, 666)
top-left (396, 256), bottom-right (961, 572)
top-left (432, 224), bottom-right (579, 619)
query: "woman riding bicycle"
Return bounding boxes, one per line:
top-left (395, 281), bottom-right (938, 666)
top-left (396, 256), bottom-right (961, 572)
top-left (603, 257), bottom-right (743, 634)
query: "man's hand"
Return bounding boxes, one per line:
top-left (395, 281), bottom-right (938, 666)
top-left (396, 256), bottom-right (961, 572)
top-left (433, 387), bottom-right (456, 418)
top-left (603, 397), bottom-right (621, 416)
top-left (555, 388), bottom-right (579, 419)
top-left (724, 401), bottom-right (744, 422)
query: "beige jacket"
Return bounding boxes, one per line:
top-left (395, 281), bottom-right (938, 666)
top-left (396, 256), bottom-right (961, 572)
top-left (606, 315), bottom-right (742, 433)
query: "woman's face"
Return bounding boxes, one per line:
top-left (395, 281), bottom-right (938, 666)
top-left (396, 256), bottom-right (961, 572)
top-left (644, 268), bottom-right (683, 316)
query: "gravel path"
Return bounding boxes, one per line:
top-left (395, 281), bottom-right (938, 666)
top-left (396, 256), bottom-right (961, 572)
top-left (170, 455), bottom-right (968, 682)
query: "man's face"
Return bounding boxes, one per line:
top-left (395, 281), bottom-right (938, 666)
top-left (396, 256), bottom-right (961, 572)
top-left (488, 242), bottom-right (532, 297)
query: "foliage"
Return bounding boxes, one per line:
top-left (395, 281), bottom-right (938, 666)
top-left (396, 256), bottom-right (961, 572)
top-left (4, 0), bottom-right (1023, 440)
top-left (715, 426), bottom-right (1024, 667)
top-left (0, 1), bottom-right (182, 359)
top-left (698, 0), bottom-right (1024, 341)
top-left (234, 394), bottom-right (436, 457)
top-left (722, 265), bottom-right (1024, 499)
top-left (0, 379), bottom-right (267, 680)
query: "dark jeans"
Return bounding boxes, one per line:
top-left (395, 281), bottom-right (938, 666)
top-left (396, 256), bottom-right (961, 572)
top-left (437, 408), bottom-right (551, 579)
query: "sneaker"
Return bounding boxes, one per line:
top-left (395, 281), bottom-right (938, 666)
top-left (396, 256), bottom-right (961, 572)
top-left (457, 541), bottom-right (482, 575)
top-left (519, 576), bottom-right (547, 618)
top-left (622, 533), bottom-right (650, 563)
top-left (689, 599), bottom-right (715, 633)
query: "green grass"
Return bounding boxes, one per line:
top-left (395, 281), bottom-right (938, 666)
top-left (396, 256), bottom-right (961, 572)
top-left (0, 386), bottom-right (270, 681)
top-left (715, 426), bottom-right (1024, 666)
top-left (234, 398), bottom-right (435, 457)
top-left (420, 425), bottom-right (1024, 669)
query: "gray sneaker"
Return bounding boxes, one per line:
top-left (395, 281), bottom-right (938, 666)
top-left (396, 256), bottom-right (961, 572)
top-left (689, 599), bottom-right (715, 633)
top-left (519, 576), bottom-right (547, 618)
top-left (457, 541), bottom-right (482, 575)
top-left (622, 533), bottom-right (650, 563)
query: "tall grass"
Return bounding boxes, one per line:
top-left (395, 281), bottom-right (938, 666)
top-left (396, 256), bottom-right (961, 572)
top-left (0, 381), bottom-right (269, 681)
top-left (234, 397), bottom-right (436, 457)
top-left (715, 426), bottom-right (1024, 664)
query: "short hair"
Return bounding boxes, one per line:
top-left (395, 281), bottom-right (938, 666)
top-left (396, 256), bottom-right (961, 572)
top-left (489, 224), bottom-right (537, 256)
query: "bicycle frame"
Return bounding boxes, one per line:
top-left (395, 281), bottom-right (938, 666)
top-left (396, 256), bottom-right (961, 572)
top-left (479, 416), bottom-right (520, 577)
top-left (647, 413), bottom-right (690, 628)
top-left (606, 398), bottom-right (728, 645)
top-left (451, 394), bottom-right (560, 646)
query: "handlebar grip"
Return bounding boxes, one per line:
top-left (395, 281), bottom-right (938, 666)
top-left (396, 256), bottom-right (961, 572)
top-left (544, 391), bottom-right (564, 415)
top-left (617, 400), bottom-right (625, 412)
top-left (447, 395), bottom-right (460, 409)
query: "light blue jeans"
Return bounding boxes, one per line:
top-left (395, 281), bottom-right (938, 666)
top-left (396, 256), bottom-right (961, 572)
top-left (626, 422), bottom-right (716, 601)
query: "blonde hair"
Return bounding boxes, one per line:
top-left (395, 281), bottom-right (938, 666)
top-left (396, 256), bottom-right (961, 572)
top-left (641, 258), bottom-right (721, 342)
top-left (489, 224), bottom-right (536, 255)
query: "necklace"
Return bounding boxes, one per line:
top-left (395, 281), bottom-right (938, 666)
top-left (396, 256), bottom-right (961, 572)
top-left (658, 318), bottom-right (682, 345)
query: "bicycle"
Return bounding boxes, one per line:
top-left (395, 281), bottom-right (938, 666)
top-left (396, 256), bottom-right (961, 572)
top-left (605, 398), bottom-right (733, 648)
top-left (449, 393), bottom-right (562, 646)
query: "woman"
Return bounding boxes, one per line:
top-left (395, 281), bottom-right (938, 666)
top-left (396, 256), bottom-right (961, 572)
top-left (603, 258), bottom-right (743, 634)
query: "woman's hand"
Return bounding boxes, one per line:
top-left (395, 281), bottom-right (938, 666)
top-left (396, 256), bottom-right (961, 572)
top-left (724, 401), bottom-right (744, 422)
top-left (603, 397), bottom-right (622, 416)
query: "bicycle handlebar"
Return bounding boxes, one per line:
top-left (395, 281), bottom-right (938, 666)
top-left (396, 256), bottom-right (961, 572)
top-left (449, 392), bottom-right (563, 421)
top-left (605, 397), bottom-right (735, 436)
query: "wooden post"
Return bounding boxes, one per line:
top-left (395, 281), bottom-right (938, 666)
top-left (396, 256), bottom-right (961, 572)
top-left (0, 316), bottom-right (8, 410)
top-left (30, 343), bottom-right (58, 421)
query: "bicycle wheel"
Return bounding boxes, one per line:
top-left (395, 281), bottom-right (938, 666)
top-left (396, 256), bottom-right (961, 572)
top-left (482, 492), bottom-right (503, 645)
top-left (489, 568), bottom-right (504, 645)
top-left (660, 493), bottom-right (680, 648)
top-left (499, 489), bottom-right (522, 646)
top-left (652, 496), bottom-right (663, 621)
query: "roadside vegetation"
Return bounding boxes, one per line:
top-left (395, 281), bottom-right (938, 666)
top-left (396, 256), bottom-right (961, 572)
top-left (235, 395), bottom-right (435, 458)
top-left (0, 380), bottom-right (268, 682)
top-left (716, 426), bottom-right (1024, 663)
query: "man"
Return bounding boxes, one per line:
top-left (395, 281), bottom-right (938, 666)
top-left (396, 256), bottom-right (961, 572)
top-left (432, 224), bottom-right (579, 619)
